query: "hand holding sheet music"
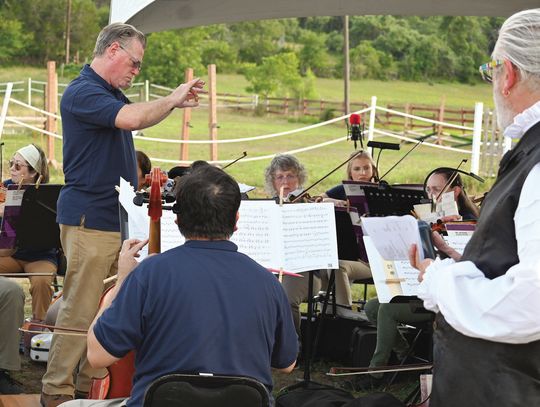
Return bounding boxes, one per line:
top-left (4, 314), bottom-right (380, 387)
top-left (361, 215), bottom-right (425, 303)
top-left (360, 215), bottom-right (425, 261)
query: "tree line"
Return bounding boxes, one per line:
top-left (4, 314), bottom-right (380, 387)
top-left (1, 1), bottom-right (503, 98)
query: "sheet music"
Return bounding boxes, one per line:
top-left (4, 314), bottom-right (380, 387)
top-left (444, 223), bottom-right (476, 255)
top-left (364, 236), bottom-right (420, 303)
top-left (160, 210), bottom-right (185, 252)
top-left (361, 215), bottom-right (424, 261)
top-left (280, 203), bottom-right (338, 272)
top-left (119, 190), bottom-right (338, 271)
top-left (231, 200), bottom-right (279, 266)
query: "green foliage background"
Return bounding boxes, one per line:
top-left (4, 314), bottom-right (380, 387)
top-left (0, 1), bottom-right (503, 92)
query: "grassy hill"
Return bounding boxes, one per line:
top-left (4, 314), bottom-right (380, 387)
top-left (0, 67), bottom-right (495, 196)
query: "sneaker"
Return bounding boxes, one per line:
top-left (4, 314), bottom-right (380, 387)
top-left (0, 370), bottom-right (23, 394)
top-left (40, 391), bottom-right (74, 407)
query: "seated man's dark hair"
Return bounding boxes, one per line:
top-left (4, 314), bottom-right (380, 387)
top-left (175, 165), bottom-right (241, 240)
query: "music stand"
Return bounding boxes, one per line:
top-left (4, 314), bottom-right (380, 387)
top-left (356, 183), bottom-right (426, 217)
top-left (15, 184), bottom-right (62, 250)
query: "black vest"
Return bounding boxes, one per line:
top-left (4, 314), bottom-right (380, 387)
top-left (461, 122), bottom-right (540, 279)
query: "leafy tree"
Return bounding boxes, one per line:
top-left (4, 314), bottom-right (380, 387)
top-left (0, 14), bottom-right (32, 64)
top-left (201, 40), bottom-right (237, 73)
top-left (139, 29), bottom-right (206, 87)
top-left (297, 30), bottom-right (332, 77)
top-left (229, 20), bottom-right (286, 64)
top-left (244, 52), bottom-right (315, 99)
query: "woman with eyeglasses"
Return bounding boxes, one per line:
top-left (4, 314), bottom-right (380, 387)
top-left (0, 144), bottom-right (56, 323)
top-left (357, 168), bottom-right (480, 391)
top-left (263, 154), bottom-right (320, 339)
top-left (264, 153), bottom-right (306, 201)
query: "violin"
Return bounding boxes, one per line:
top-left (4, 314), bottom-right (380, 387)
top-left (88, 168), bottom-right (166, 400)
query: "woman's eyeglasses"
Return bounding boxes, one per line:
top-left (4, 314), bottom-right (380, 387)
top-left (9, 160), bottom-right (28, 171)
top-left (274, 174), bottom-right (298, 182)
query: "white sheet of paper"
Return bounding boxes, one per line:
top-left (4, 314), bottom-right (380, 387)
top-left (231, 200), bottom-right (280, 267)
top-left (119, 195), bottom-right (338, 272)
top-left (444, 230), bottom-right (474, 255)
top-left (361, 215), bottom-right (424, 261)
top-left (364, 236), bottom-right (420, 303)
top-left (440, 191), bottom-right (459, 217)
top-left (232, 201), bottom-right (339, 273)
top-left (280, 202), bottom-right (339, 272)
top-left (118, 178), bottom-right (185, 261)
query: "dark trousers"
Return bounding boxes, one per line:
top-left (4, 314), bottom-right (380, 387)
top-left (431, 314), bottom-right (540, 407)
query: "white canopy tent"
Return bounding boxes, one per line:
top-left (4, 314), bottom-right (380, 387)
top-left (110, 0), bottom-right (539, 33)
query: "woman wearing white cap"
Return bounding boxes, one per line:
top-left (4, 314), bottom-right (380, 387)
top-left (0, 143), bottom-right (55, 322)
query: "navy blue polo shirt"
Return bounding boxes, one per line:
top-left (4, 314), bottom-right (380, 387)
top-left (94, 240), bottom-right (298, 407)
top-left (57, 64), bottom-right (137, 231)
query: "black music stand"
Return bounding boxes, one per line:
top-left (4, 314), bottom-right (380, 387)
top-left (359, 183), bottom-right (426, 217)
top-left (15, 184), bottom-right (62, 251)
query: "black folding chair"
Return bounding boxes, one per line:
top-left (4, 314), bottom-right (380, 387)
top-left (143, 373), bottom-right (271, 407)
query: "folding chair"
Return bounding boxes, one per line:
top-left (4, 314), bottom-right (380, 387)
top-left (143, 373), bottom-right (271, 407)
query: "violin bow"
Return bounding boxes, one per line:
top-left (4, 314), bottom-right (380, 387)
top-left (434, 159), bottom-right (468, 204)
top-left (291, 151), bottom-right (364, 203)
top-left (221, 151), bottom-right (247, 170)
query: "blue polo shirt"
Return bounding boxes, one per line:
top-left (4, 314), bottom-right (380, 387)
top-left (57, 64), bottom-right (137, 231)
top-left (94, 240), bottom-right (298, 407)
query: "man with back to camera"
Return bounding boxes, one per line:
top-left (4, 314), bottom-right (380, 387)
top-left (41, 22), bottom-right (205, 407)
top-left (59, 165), bottom-right (298, 407)
top-left (410, 8), bottom-right (540, 406)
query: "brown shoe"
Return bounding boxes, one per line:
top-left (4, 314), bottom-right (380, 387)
top-left (40, 391), bottom-right (74, 407)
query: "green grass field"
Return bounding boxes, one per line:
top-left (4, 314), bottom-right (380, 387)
top-left (0, 67), bottom-right (494, 196)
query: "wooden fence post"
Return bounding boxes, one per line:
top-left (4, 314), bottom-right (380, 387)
top-left (180, 68), bottom-right (193, 162)
top-left (436, 96), bottom-right (445, 145)
top-left (208, 64), bottom-right (218, 161)
top-left (45, 61), bottom-right (58, 167)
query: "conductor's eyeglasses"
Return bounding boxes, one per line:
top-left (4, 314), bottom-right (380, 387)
top-left (478, 59), bottom-right (503, 83)
top-left (119, 44), bottom-right (142, 72)
top-left (9, 160), bottom-right (28, 171)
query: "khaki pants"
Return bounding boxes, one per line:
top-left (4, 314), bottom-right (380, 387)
top-left (0, 256), bottom-right (55, 321)
top-left (42, 223), bottom-right (121, 396)
top-left (333, 260), bottom-right (372, 307)
top-left (0, 277), bottom-right (25, 371)
top-left (282, 273), bottom-right (322, 335)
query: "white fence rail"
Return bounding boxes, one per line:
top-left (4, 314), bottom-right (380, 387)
top-left (0, 80), bottom-right (500, 172)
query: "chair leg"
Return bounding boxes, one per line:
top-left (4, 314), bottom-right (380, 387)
top-left (386, 328), bottom-right (424, 387)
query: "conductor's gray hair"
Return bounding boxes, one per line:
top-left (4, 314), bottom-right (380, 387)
top-left (94, 23), bottom-right (146, 57)
top-left (493, 8), bottom-right (540, 90)
top-left (264, 154), bottom-right (307, 197)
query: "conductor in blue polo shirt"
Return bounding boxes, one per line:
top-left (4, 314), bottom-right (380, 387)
top-left (59, 165), bottom-right (298, 407)
top-left (41, 22), bottom-right (205, 407)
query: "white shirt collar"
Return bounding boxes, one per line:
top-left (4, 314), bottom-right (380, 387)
top-left (504, 100), bottom-right (540, 139)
